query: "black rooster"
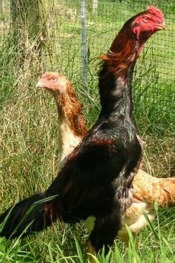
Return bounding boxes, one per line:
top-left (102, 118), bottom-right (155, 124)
top-left (0, 6), bottom-right (165, 254)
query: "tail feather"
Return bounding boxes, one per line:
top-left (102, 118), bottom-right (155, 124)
top-left (0, 193), bottom-right (59, 239)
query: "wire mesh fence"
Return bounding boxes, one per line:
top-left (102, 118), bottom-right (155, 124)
top-left (0, 0), bottom-right (175, 135)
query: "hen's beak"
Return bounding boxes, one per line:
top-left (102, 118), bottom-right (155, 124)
top-left (36, 80), bottom-right (44, 88)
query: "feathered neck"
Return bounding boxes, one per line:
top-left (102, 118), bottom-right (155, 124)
top-left (52, 83), bottom-right (87, 139)
top-left (98, 21), bottom-right (141, 116)
top-left (50, 82), bottom-right (87, 163)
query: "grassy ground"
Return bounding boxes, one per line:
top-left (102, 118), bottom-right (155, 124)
top-left (0, 1), bottom-right (175, 262)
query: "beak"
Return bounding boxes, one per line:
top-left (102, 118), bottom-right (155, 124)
top-left (157, 21), bottom-right (166, 30)
top-left (36, 80), bottom-right (43, 88)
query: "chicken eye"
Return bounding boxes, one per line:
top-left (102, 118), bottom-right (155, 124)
top-left (143, 16), bottom-right (148, 22)
top-left (52, 77), bottom-right (57, 81)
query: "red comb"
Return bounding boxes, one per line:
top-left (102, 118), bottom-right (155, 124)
top-left (147, 6), bottom-right (164, 19)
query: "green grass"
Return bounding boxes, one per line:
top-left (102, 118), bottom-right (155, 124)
top-left (0, 0), bottom-right (175, 262)
top-left (0, 211), bottom-right (175, 262)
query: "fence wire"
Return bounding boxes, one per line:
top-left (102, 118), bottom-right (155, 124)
top-left (1, 0), bottom-right (175, 135)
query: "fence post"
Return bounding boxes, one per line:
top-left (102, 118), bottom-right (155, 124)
top-left (81, 0), bottom-right (88, 86)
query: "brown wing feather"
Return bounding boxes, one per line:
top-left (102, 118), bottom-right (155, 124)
top-left (133, 170), bottom-right (175, 207)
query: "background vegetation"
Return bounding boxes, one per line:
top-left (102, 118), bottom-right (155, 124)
top-left (0, 0), bottom-right (175, 262)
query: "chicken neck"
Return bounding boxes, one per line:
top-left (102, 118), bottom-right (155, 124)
top-left (52, 89), bottom-right (87, 163)
top-left (98, 26), bottom-right (142, 128)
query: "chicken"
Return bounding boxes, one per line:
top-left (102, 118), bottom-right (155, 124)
top-left (38, 73), bottom-right (87, 166)
top-left (0, 6), bottom-right (165, 255)
top-left (37, 72), bottom-right (86, 161)
top-left (37, 72), bottom-right (175, 244)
